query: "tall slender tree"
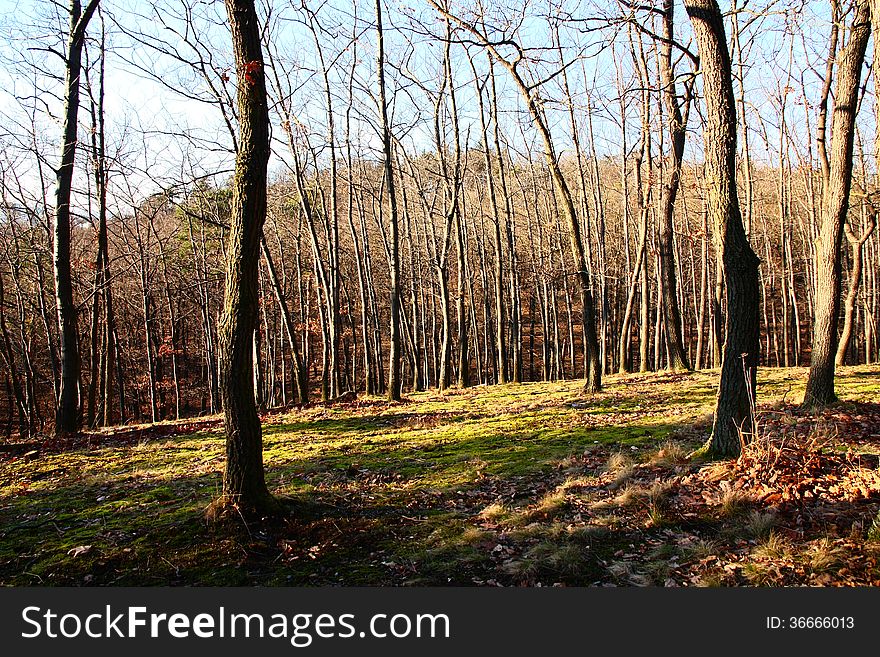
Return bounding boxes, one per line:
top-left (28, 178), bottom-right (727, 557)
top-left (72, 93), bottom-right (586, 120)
top-left (215, 0), bottom-right (276, 514)
top-left (657, 0), bottom-right (693, 371)
top-left (430, 1), bottom-right (602, 392)
top-left (803, 0), bottom-right (871, 407)
top-left (684, 0), bottom-right (761, 456)
top-left (376, 0), bottom-right (403, 401)
top-left (53, 0), bottom-right (101, 436)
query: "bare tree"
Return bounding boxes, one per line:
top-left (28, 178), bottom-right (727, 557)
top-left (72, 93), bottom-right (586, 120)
top-left (215, 0), bottom-right (276, 515)
top-left (429, 0), bottom-right (602, 392)
top-left (803, 0), bottom-right (870, 408)
top-left (53, 0), bottom-right (101, 436)
top-left (684, 0), bottom-right (760, 456)
top-left (375, 0), bottom-right (403, 401)
top-left (836, 203), bottom-right (876, 364)
top-left (657, 0), bottom-right (693, 371)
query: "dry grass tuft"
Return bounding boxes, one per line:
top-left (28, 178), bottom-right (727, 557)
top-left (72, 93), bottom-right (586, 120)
top-left (503, 541), bottom-right (592, 583)
top-left (650, 440), bottom-right (689, 466)
top-left (744, 510), bottom-right (776, 539)
top-left (605, 452), bottom-right (634, 490)
top-left (534, 489), bottom-right (569, 517)
top-left (806, 538), bottom-right (845, 574)
top-left (753, 532), bottom-right (791, 560)
top-left (610, 483), bottom-right (647, 508)
top-left (719, 487), bottom-right (752, 517)
top-left (478, 502), bottom-right (509, 523)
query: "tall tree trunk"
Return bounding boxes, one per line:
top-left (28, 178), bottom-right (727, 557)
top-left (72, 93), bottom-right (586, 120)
top-left (216, 0), bottom-right (275, 514)
top-left (803, 1), bottom-right (870, 408)
top-left (85, 23), bottom-right (108, 428)
top-left (684, 0), bottom-right (761, 457)
top-left (53, 0), bottom-right (101, 436)
top-left (433, 28), bottom-right (462, 391)
top-left (456, 205), bottom-right (470, 388)
top-left (473, 56), bottom-right (508, 384)
top-left (618, 48), bottom-right (652, 374)
top-left (657, 0), bottom-right (692, 371)
top-left (375, 0), bottom-right (402, 401)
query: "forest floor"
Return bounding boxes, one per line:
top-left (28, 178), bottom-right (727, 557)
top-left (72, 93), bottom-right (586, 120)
top-left (2, 365), bottom-right (880, 587)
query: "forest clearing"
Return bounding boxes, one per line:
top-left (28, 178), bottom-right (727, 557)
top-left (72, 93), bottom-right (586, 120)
top-left (3, 365), bottom-right (879, 587)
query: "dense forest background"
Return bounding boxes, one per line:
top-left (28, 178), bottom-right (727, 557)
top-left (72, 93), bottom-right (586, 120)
top-left (0, 0), bottom-right (877, 437)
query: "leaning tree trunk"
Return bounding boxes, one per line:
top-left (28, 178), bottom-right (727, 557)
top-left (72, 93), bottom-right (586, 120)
top-left (216, 0), bottom-right (276, 514)
top-left (803, 0), bottom-right (871, 408)
top-left (684, 0), bottom-right (761, 457)
top-left (53, 0), bottom-right (101, 436)
top-left (514, 76), bottom-right (601, 391)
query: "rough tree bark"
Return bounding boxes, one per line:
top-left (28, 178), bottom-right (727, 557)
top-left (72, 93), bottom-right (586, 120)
top-left (684, 0), bottom-right (761, 456)
top-left (803, 0), bottom-right (870, 408)
top-left (215, 0), bottom-right (276, 515)
top-left (53, 0), bottom-right (101, 436)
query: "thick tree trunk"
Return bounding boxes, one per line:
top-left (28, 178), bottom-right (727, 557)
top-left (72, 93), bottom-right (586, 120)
top-left (684, 0), bottom-right (761, 457)
top-left (803, 1), bottom-right (870, 408)
top-left (216, 0), bottom-right (275, 514)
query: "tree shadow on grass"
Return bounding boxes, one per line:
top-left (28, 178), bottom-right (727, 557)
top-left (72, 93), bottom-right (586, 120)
top-left (0, 414), bottom-right (695, 586)
top-left (262, 410), bottom-right (484, 439)
top-left (263, 421), bottom-right (683, 488)
top-left (4, 431), bottom-right (878, 587)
